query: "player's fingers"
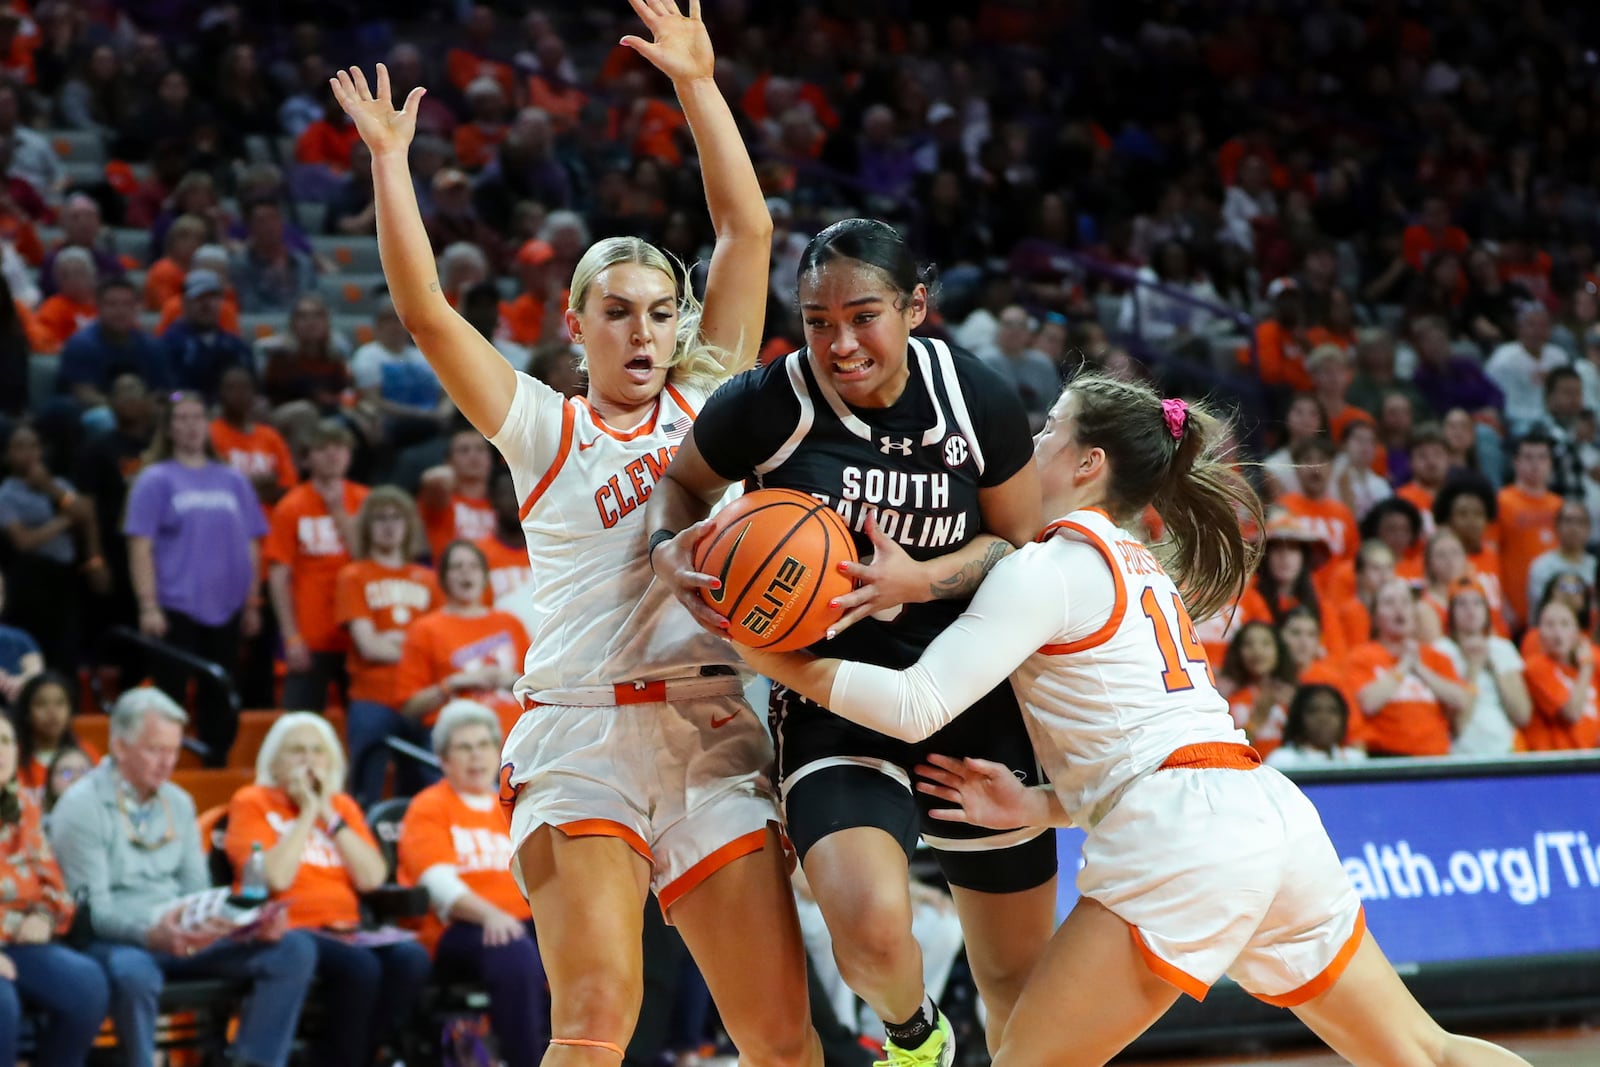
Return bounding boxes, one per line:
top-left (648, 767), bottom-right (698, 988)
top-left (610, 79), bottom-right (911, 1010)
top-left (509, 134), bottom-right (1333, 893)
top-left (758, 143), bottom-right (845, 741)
top-left (836, 558), bottom-right (871, 580)
top-left (623, 0), bottom-right (655, 25)
top-left (350, 66), bottom-right (373, 101)
top-left (961, 756), bottom-right (1013, 779)
top-left (688, 0), bottom-right (702, 21)
top-left (824, 602), bottom-right (872, 640)
top-left (924, 808), bottom-right (972, 824)
top-left (688, 518), bottom-right (719, 551)
top-left (921, 752), bottom-right (968, 774)
top-left (332, 69), bottom-right (356, 103)
top-left (675, 567), bottom-right (721, 592)
top-left (374, 62), bottom-right (391, 104)
top-left (912, 762), bottom-right (964, 789)
top-left (401, 87), bottom-right (426, 117)
top-left (827, 586), bottom-right (873, 613)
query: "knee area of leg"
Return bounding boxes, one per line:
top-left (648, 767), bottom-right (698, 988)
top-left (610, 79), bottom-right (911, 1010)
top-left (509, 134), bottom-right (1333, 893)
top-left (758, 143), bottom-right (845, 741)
top-left (263, 931), bottom-right (318, 978)
top-left (829, 911), bottom-right (917, 974)
top-left (737, 1024), bottom-right (818, 1067)
top-left (107, 952), bottom-right (163, 993)
top-left (551, 974), bottom-right (642, 1032)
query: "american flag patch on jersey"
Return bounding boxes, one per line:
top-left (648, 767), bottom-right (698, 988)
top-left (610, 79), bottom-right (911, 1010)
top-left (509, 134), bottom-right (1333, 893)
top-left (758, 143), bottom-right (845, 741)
top-left (663, 417), bottom-right (689, 442)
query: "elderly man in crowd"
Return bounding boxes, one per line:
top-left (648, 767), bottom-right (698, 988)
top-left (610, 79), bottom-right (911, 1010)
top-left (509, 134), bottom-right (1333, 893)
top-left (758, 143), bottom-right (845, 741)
top-left (48, 688), bottom-right (317, 1067)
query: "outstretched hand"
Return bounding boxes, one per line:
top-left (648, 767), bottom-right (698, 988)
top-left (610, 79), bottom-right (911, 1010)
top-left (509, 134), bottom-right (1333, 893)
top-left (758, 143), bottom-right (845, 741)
top-left (620, 0), bottom-right (714, 85)
top-left (329, 64), bottom-right (425, 158)
top-left (915, 754), bottom-right (1048, 830)
top-left (827, 513), bottom-right (921, 638)
top-left (650, 519), bottom-right (731, 635)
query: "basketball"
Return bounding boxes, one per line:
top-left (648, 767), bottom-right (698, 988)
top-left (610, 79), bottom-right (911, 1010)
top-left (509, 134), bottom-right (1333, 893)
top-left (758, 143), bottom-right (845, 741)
top-left (693, 489), bottom-right (858, 652)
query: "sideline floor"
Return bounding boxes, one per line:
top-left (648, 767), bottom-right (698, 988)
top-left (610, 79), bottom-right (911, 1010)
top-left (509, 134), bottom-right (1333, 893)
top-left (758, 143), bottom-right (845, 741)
top-left (1117, 1025), bottom-right (1597, 1065)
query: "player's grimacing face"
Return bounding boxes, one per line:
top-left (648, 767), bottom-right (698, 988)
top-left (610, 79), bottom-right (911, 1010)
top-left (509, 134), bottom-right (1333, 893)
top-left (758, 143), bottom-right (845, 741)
top-left (570, 262), bottom-right (676, 406)
top-left (799, 262), bottom-right (921, 408)
top-left (1034, 391), bottom-right (1090, 512)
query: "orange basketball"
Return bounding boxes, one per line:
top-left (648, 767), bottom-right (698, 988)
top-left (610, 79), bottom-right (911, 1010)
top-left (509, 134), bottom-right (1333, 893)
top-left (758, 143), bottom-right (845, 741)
top-left (694, 489), bottom-right (858, 652)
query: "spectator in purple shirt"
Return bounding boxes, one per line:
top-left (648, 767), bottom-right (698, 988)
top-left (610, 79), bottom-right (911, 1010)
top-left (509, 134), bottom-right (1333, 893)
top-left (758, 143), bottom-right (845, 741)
top-left (123, 392), bottom-right (264, 759)
top-left (1409, 315), bottom-right (1506, 420)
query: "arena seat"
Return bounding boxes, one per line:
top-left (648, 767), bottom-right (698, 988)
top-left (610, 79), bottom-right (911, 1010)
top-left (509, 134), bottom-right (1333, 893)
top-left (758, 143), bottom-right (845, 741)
top-left (27, 354), bottom-right (57, 408)
top-left (172, 767), bottom-right (254, 813)
top-left (45, 128), bottom-right (106, 164)
top-left (312, 235), bottom-right (383, 273)
top-left (229, 710), bottom-right (281, 770)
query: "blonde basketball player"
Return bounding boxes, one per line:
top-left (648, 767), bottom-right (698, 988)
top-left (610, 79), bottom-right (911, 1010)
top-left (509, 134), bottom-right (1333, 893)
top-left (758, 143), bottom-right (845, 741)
top-left (331, 4), bottom-right (820, 1067)
top-left (743, 374), bottom-right (1533, 1067)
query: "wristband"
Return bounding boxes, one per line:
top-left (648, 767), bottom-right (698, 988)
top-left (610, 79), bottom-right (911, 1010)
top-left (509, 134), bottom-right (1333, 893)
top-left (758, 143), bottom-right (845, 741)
top-left (647, 528), bottom-right (675, 567)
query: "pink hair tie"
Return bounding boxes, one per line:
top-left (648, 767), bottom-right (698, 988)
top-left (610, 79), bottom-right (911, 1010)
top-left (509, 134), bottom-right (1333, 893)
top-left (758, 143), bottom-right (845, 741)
top-left (1161, 398), bottom-right (1189, 440)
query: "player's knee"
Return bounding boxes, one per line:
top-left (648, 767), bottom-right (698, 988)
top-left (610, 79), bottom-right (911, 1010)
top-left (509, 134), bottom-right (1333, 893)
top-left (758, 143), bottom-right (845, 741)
top-left (965, 950), bottom-right (1033, 1010)
top-left (829, 912), bottom-right (918, 985)
top-left (549, 970), bottom-right (643, 1039)
top-left (730, 1014), bottom-right (817, 1067)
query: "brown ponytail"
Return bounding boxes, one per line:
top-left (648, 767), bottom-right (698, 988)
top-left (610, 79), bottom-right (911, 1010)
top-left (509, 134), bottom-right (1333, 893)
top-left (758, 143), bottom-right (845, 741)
top-left (1066, 373), bottom-right (1264, 621)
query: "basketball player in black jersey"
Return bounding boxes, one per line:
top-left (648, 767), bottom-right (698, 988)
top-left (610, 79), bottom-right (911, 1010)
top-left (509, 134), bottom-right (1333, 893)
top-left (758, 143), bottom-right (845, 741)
top-left (649, 220), bottom-right (1057, 1067)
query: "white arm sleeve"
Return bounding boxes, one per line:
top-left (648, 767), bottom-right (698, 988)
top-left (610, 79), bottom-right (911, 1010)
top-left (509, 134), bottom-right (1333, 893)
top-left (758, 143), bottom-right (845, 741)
top-left (417, 864), bottom-right (470, 921)
top-left (827, 543), bottom-right (1073, 743)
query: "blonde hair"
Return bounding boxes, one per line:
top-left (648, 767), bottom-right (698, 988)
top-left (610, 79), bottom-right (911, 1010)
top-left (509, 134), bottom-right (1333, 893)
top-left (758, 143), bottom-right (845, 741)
top-left (353, 485), bottom-right (425, 561)
top-left (567, 236), bottom-right (749, 393)
top-left (255, 712), bottom-right (347, 795)
top-left (1065, 373), bottom-right (1263, 621)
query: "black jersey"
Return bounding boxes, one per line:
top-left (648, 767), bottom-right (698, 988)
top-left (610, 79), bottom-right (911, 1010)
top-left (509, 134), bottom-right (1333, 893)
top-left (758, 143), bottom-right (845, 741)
top-left (694, 336), bottom-right (1034, 667)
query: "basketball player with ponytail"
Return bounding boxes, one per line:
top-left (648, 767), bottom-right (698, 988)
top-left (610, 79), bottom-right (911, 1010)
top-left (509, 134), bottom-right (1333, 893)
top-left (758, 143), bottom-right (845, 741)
top-left (744, 374), bottom-right (1533, 1067)
top-left (331, 4), bottom-right (821, 1067)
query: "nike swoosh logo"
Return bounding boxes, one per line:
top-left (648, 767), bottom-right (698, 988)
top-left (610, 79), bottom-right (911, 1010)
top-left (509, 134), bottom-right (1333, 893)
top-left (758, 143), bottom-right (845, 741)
top-left (710, 711), bottom-right (739, 728)
top-left (705, 525), bottom-right (748, 605)
top-left (578, 440), bottom-right (598, 452)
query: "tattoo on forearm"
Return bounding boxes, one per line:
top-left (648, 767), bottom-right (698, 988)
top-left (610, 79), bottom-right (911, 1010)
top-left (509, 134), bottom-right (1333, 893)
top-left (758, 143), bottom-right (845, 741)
top-left (929, 541), bottom-right (1013, 600)
top-left (428, 281), bottom-right (440, 293)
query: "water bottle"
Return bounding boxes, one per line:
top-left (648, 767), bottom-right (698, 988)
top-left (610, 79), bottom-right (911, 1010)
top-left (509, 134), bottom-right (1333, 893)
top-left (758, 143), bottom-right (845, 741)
top-left (238, 843), bottom-right (269, 905)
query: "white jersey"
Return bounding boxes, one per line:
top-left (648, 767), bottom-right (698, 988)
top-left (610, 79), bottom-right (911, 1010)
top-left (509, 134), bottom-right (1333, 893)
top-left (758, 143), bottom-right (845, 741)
top-left (828, 507), bottom-right (1242, 828)
top-left (489, 372), bottom-right (740, 697)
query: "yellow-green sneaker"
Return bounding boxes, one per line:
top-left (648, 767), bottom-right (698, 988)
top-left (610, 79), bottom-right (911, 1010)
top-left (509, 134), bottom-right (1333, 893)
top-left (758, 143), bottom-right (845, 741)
top-left (875, 1011), bottom-right (955, 1067)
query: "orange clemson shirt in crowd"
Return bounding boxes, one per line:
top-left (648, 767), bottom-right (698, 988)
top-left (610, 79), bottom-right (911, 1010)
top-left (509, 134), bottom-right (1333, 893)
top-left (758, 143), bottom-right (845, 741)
top-left (225, 786), bottom-right (378, 930)
top-left (211, 418), bottom-right (299, 516)
top-left (396, 781), bottom-right (529, 953)
top-left (1496, 485), bottom-right (1561, 626)
top-left (1276, 492), bottom-right (1358, 563)
top-left (477, 535), bottom-right (531, 606)
top-left (1224, 684), bottom-right (1286, 760)
top-left (1521, 654), bottom-right (1600, 751)
top-left (265, 482), bottom-right (371, 654)
top-left (395, 609), bottom-right (530, 735)
top-left (143, 256), bottom-right (185, 310)
top-left (336, 559), bottom-right (442, 707)
top-left (1342, 642), bottom-right (1462, 756)
top-left (421, 492), bottom-right (496, 561)
top-left (35, 293), bottom-right (96, 351)
top-left (1194, 586), bottom-right (1271, 670)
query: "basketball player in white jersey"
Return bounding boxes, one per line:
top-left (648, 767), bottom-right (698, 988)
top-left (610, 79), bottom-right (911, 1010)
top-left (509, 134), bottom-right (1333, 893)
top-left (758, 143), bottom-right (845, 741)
top-left (742, 374), bottom-right (1533, 1067)
top-left (331, 4), bottom-right (821, 1066)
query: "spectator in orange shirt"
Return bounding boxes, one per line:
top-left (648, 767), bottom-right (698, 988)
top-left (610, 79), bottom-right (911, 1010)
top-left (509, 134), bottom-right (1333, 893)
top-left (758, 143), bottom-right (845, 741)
top-left (1276, 436), bottom-right (1358, 563)
top-left (1348, 577), bottom-right (1472, 756)
top-left (1217, 621), bottom-right (1295, 758)
top-left (1416, 528), bottom-right (1507, 641)
top-left (1281, 605), bottom-right (1342, 689)
top-left (9, 670), bottom-right (99, 796)
top-left (498, 238), bottom-right (565, 347)
top-left (35, 247), bottom-right (98, 352)
top-left (1255, 510), bottom-right (1330, 627)
top-left (1401, 194), bottom-right (1469, 272)
top-left (445, 5), bottom-right (518, 99)
top-left (1522, 599), bottom-right (1600, 750)
top-left (143, 213), bottom-right (206, 311)
top-left (1307, 343), bottom-right (1372, 449)
top-left (294, 94), bottom-right (361, 175)
top-left (337, 488), bottom-right (441, 804)
top-left (210, 367), bottom-right (298, 511)
top-left (1358, 496), bottom-right (1425, 587)
top-left (225, 713), bottom-right (431, 1066)
top-left (1250, 277), bottom-right (1312, 394)
top-left (1396, 422), bottom-right (1449, 538)
top-left (452, 77), bottom-right (511, 173)
top-left (477, 468), bottom-right (531, 610)
top-left (1434, 472), bottom-right (1507, 623)
top-left (395, 541), bottom-right (528, 739)
top-left (419, 428), bottom-right (496, 561)
top-left (266, 420), bottom-right (370, 712)
top-left (397, 701), bottom-right (549, 1067)
top-left (1326, 539), bottom-right (1397, 648)
top-left (1497, 434), bottom-right (1562, 629)
top-left (157, 244), bottom-right (243, 337)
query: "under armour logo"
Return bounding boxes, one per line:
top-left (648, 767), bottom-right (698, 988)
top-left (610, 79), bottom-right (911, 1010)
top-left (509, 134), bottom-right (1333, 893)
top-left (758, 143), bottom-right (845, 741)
top-left (943, 435), bottom-right (970, 467)
top-left (879, 436), bottom-right (914, 456)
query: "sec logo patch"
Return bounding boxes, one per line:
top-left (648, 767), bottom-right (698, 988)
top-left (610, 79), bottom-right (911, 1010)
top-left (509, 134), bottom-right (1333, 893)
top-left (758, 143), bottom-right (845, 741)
top-left (943, 434), bottom-right (970, 468)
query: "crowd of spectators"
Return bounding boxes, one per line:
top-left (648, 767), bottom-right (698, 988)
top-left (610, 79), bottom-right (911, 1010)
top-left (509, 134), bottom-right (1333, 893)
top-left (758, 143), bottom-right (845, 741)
top-left (3, 0), bottom-right (1600, 1063)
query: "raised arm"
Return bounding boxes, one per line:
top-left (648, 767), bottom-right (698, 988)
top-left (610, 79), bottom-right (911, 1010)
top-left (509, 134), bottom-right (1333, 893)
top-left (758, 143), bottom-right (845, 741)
top-left (623, 0), bottom-right (770, 371)
top-left (331, 65), bottom-right (516, 438)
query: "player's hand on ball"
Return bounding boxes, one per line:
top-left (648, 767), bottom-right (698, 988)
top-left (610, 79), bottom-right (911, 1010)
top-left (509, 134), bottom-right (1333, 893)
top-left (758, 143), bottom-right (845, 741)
top-left (329, 64), bottom-right (424, 158)
top-left (915, 754), bottom-right (1040, 830)
top-left (828, 513), bottom-right (920, 637)
top-left (651, 519), bottom-right (730, 634)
